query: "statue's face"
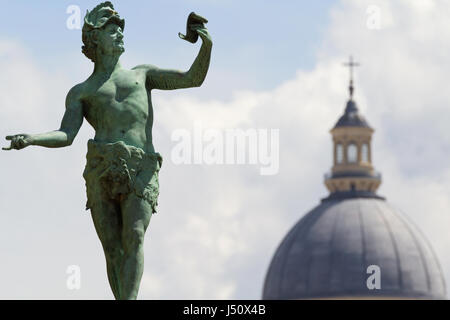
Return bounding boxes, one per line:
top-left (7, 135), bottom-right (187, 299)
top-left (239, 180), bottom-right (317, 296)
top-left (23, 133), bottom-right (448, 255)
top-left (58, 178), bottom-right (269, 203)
top-left (96, 23), bottom-right (124, 57)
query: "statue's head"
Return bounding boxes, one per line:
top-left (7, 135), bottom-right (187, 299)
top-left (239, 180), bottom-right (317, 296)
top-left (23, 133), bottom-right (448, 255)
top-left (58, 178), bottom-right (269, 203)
top-left (82, 2), bottom-right (125, 62)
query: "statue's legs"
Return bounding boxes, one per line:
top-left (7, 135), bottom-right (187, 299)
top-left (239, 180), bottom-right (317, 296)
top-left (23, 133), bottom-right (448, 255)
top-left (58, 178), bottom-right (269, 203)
top-left (90, 198), bottom-right (124, 299)
top-left (83, 139), bottom-right (161, 299)
top-left (119, 193), bottom-right (152, 300)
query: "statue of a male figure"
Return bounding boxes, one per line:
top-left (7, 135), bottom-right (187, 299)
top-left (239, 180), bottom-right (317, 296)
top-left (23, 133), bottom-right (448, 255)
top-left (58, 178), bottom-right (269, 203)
top-left (3, 2), bottom-right (212, 299)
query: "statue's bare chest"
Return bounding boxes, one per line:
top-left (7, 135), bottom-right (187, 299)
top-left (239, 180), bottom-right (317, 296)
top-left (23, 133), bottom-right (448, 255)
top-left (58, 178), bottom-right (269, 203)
top-left (83, 70), bottom-right (150, 126)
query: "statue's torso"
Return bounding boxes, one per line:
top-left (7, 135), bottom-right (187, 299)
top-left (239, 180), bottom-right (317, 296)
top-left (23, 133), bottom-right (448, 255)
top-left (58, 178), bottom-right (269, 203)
top-left (80, 68), bottom-right (155, 153)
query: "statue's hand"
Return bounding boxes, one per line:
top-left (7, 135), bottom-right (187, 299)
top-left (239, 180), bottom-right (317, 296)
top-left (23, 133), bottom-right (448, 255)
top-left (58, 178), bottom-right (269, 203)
top-left (3, 134), bottom-right (32, 151)
top-left (191, 24), bottom-right (212, 47)
top-left (178, 12), bottom-right (212, 46)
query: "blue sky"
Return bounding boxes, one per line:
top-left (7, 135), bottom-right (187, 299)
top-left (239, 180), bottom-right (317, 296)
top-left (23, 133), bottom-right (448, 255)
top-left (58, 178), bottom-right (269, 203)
top-left (1, 0), bottom-right (450, 300)
top-left (1, 0), bottom-right (335, 97)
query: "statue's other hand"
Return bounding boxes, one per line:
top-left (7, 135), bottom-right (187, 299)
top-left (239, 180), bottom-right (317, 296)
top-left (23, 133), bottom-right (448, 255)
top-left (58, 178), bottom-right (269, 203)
top-left (3, 134), bottom-right (32, 151)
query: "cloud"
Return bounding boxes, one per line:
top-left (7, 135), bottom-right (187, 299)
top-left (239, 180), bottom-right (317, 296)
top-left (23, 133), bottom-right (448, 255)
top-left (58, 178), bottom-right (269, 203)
top-left (143, 0), bottom-right (450, 299)
top-left (1, 0), bottom-right (449, 300)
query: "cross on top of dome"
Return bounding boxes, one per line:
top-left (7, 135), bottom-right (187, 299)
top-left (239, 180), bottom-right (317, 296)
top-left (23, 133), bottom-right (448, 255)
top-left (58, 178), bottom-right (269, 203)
top-left (343, 56), bottom-right (360, 99)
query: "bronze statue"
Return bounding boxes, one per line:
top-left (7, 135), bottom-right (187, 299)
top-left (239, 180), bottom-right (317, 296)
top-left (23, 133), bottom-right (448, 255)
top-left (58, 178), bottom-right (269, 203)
top-left (3, 2), bottom-right (212, 299)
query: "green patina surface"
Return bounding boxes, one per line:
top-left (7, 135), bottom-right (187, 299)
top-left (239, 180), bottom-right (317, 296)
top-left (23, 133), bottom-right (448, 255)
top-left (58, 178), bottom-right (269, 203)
top-left (3, 1), bottom-right (212, 299)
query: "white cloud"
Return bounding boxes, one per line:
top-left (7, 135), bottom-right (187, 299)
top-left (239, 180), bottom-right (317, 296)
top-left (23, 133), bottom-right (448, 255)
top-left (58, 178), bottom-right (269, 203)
top-left (143, 0), bottom-right (450, 299)
top-left (1, 0), bottom-right (449, 300)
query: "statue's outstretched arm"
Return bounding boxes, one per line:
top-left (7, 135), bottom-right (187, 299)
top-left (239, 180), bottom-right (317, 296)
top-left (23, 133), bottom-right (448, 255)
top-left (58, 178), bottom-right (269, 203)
top-left (136, 16), bottom-right (212, 90)
top-left (3, 86), bottom-right (84, 150)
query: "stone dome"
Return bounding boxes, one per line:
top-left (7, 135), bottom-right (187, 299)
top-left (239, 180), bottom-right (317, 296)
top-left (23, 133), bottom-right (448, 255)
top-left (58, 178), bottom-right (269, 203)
top-left (334, 99), bottom-right (370, 128)
top-left (263, 197), bottom-right (446, 299)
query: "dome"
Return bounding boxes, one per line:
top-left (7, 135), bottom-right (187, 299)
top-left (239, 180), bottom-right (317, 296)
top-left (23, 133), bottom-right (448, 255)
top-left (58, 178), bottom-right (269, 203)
top-left (263, 198), bottom-right (446, 299)
top-left (334, 100), bottom-right (370, 128)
